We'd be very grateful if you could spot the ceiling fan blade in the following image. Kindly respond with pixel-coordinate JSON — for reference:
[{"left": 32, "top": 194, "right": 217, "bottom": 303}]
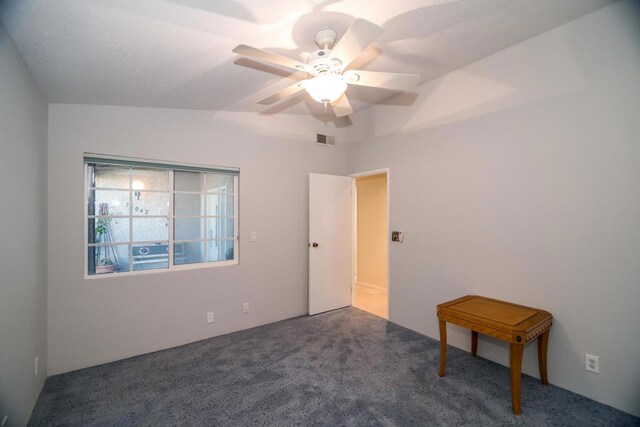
[
  {"left": 344, "top": 70, "right": 419, "bottom": 91},
  {"left": 331, "top": 94, "right": 353, "bottom": 117},
  {"left": 233, "top": 44, "right": 311, "bottom": 74},
  {"left": 257, "top": 81, "right": 305, "bottom": 105},
  {"left": 329, "top": 19, "right": 383, "bottom": 71}
]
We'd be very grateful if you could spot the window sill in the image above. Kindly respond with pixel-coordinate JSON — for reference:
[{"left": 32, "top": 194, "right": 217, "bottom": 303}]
[{"left": 84, "top": 258, "right": 239, "bottom": 280}]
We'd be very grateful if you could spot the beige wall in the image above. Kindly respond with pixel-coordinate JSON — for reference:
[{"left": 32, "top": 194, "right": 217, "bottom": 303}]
[
  {"left": 348, "top": 0, "right": 640, "bottom": 417},
  {"left": 356, "top": 174, "right": 388, "bottom": 289}
]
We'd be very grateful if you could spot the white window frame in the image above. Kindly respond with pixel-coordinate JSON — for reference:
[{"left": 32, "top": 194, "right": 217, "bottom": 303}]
[{"left": 83, "top": 156, "right": 239, "bottom": 280}]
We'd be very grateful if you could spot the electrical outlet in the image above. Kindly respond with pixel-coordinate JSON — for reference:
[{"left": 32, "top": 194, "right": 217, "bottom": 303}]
[
  {"left": 206, "top": 312, "right": 214, "bottom": 324},
  {"left": 585, "top": 354, "right": 599, "bottom": 373},
  {"left": 243, "top": 303, "right": 249, "bottom": 313},
  {"left": 35, "top": 356, "right": 39, "bottom": 376},
  {"left": 250, "top": 232, "right": 257, "bottom": 242}
]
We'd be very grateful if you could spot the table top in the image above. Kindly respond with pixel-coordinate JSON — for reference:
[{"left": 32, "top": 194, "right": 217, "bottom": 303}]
[{"left": 437, "top": 295, "right": 552, "bottom": 342}]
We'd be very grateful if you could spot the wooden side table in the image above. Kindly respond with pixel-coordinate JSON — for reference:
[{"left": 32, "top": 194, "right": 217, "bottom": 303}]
[{"left": 437, "top": 295, "right": 552, "bottom": 415}]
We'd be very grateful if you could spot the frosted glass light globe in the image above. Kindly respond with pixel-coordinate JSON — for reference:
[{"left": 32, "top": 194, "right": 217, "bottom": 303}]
[{"left": 302, "top": 73, "right": 347, "bottom": 104}]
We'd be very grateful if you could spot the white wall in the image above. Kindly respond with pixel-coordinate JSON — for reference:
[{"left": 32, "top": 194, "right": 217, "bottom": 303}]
[
  {"left": 0, "top": 23, "right": 48, "bottom": 426},
  {"left": 348, "top": 0, "right": 640, "bottom": 417},
  {"left": 47, "top": 104, "right": 349, "bottom": 375}
]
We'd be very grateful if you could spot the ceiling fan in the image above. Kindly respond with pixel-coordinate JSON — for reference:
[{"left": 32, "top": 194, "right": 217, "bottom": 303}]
[{"left": 232, "top": 19, "right": 420, "bottom": 117}]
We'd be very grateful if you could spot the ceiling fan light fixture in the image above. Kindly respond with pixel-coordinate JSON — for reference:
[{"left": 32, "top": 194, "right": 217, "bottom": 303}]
[
  {"left": 302, "top": 73, "right": 347, "bottom": 104},
  {"left": 233, "top": 18, "right": 418, "bottom": 117}
]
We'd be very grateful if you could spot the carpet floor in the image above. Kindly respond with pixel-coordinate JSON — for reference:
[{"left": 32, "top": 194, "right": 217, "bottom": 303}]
[{"left": 30, "top": 307, "right": 638, "bottom": 426}]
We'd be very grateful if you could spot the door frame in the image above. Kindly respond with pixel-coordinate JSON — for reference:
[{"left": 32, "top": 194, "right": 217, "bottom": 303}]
[{"left": 349, "top": 168, "right": 390, "bottom": 320}]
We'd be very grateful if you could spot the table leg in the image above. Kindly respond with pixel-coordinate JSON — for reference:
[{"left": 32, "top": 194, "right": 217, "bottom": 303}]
[
  {"left": 471, "top": 331, "right": 478, "bottom": 356},
  {"left": 509, "top": 343, "right": 524, "bottom": 415},
  {"left": 438, "top": 319, "right": 447, "bottom": 377},
  {"left": 538, "top": 329, "right": 550, "bottom": 385}
]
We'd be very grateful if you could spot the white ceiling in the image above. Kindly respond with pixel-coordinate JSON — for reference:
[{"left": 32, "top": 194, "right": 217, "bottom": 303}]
[{"left": 0, "top": 0, "right": 617, "bottom": 117}]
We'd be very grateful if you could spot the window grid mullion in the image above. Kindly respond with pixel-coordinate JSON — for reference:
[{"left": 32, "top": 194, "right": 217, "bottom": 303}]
[
  {"left": 92, "top": 187, "right": 170, "bottom": 193},
  {"left": 89, "top": 240, "right": 170, "bottom": 247},
  {"left": 170, "top": 215, "right": 233, "bottom": 219},
  {"left": 168, "top": 170, "right": 175, "bottom": 270},
  {"left": 234, "top": 175, "right": 239, "bottom": 261},
  {"left": 173, "top": 192, "right": 202, "bottom": 196},
  {"left": 84, "top": 164, "right": 89, "bottom": 273},
  {"left": 203, "top": 174, "right": 207, "bottom": 263},
  {"left": 172, "top": 238, "right": 235, "bottom": 243},
  {"left": 128, "top": 168, "right": 133, "bottom": 272},
  {"left": 90, "top": 215, "right": 169, "bottom": 219}
]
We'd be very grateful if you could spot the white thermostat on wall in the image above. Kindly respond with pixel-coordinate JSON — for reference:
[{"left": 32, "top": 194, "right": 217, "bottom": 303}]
[{"left": 391, "top": 231, "right": 403, "bottom": 242}]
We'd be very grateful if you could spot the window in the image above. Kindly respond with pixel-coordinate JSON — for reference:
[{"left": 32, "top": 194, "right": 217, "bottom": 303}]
[{"left": 85, "top": 155, "right": 238, "bottom": 277}]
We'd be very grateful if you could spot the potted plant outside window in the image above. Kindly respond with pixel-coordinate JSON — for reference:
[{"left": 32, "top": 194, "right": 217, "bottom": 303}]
[
  {"left": 95, "top": 217, "right": 118, "bottom": 274},
  {"left": 95, "top": 258, "right": 117, "bottom": 274}
]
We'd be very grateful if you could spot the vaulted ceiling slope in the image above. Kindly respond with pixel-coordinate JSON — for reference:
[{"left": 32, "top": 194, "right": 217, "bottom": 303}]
[{"left": 0, "top": 0, "right": 617, "bottom": 116}]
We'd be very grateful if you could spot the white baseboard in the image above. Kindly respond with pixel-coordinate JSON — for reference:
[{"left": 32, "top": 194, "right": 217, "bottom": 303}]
[{"left": 356, "top": 281, "right": 387, "bottom": 292}]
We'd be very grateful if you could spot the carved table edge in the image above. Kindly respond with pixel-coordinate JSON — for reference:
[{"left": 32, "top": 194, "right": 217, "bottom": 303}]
[
  {"left": 437, "top": 312, "right": 553, "bottom": 344},
  {"left": 525, "top": 320, "right": 553, "bottom": 342}
]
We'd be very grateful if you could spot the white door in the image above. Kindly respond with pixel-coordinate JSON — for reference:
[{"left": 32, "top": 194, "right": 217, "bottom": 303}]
[{"left": 309, "top": 173, "right": 353, "bottom": 315}]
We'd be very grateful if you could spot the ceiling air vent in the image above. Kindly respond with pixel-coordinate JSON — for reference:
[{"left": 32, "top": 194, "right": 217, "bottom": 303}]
[{"left": 316, "top": 134, "right": 336, "bottom": 147}]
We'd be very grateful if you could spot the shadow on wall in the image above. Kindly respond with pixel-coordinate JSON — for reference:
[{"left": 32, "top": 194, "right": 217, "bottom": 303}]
[{"left": 364, "top": 28, "right": 592, "bottom": 139}]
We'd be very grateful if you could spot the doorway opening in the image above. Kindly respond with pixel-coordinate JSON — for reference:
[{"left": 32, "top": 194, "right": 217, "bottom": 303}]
[{"left": 353, "top": 172, "right": 388, "bottom": 319}]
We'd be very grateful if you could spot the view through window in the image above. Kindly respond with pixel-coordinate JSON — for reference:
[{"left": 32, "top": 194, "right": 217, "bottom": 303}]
[{"left": 85, "top": 157, "right": 238, "bottom": 276}]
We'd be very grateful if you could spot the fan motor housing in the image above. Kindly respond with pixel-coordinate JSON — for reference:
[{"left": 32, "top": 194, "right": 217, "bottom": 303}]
[{"left": 307, "top": 49, "right": 341, "bottom": 74}]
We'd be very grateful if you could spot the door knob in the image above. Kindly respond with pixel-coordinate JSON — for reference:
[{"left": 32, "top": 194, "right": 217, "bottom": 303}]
[{"left": 312, "top": 242, "right": 319, "bottom": 248}]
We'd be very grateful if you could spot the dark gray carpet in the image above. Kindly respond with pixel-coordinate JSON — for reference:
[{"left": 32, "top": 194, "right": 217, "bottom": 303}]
[{"left": 30, "top": 307, "right": 638, "bottom": 426}]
